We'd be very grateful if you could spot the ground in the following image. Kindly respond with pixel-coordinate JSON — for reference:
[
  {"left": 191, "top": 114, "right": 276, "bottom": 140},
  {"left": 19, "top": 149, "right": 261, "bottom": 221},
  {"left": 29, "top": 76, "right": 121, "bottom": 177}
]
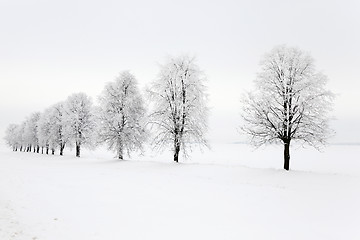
[{"left": 0, "top": 144, "right": 359, "bottom": 240}]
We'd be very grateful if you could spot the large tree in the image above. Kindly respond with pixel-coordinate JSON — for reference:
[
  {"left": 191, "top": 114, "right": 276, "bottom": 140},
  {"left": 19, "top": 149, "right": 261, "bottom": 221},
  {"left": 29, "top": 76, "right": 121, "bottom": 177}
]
[
  {"left": 241, "top": 45, "right": 334, "bottom": 170},
  {"left": 148, "top": 55, "right": 208, "bottom": 162},
  {"left": 97, "top": 71, "right": 147, "bottom": 160},
  {"left": 64, "top": 93, "right": 96, "bottom": 157}
]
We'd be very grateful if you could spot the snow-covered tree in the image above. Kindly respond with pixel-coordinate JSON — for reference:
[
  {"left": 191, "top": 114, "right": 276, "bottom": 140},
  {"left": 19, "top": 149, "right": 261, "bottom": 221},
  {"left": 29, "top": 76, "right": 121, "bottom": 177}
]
[
  {"left": 97, "top": 71, "right": 147, "bottom": 159},
  {"left": 38, "top": 103, "right": 68, "bottom": 155},
  {"left": 38, "top": 110, "right": 51, "bottom": 154},
  {"left": 148, "top": 55, "right": 209, "bottom": 162},
  {"left": 22, "top": 120, "right": 30, "bottom": 152},
  {"left": 51, "top": 102, "right": 68, "bottom": 155},
  {"left": 4, "top": 124, "right": 19, "bottom": 151},
  {"left": 38, "top": 107, "right": 58, "bottom": 154},
  {"left": 240, "top": 45, "right": 334, "bottom": 170},
  {"left": 64, "top": 93, "right": 96, "bottom": 157},
  {"left": 17, "top": 121, "right": 26, "bottom": 152},
  {"left": 23, "top": 112, "right": 41, "bottom": 153}
]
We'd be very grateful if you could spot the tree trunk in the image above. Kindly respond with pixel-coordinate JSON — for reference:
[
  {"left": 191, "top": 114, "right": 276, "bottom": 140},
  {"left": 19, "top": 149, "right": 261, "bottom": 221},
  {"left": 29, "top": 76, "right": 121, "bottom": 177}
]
[
  {"left": 173, "top": 139, "right": 180, "bottom": 163},
  {"left": 60, "top": 143, "right": 65, "bottom": 156},
  {"left": 51, "top": 148, "right": 55, "bottom": 155},
  {"left": 46, "top": 145, "right": 49, "bottom": 154},
  {"left": 283, "top": 139, "right": 291, "bottom": 171},
  {"left": 118, "top": 145, "right": 123, "bottom": 160},
  {"left": 33, "top": 147, "right": 36, "bottom": 153},
  {"left": 76, "top": 142, "right": 81, "bottom": 157},
  {"left": 36, "top": 145, "right": 40, "bottom": 153},
  {"left": 20, "top": 146, "right": 23, "bottom": 152},
  {"left": 41, "top": 147, "right": 44, "bottom": 154}
]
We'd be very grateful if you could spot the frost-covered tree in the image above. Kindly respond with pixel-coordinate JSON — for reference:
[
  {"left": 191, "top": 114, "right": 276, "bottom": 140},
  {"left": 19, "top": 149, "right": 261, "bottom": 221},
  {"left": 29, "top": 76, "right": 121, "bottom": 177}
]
[
  {"left": 97, "top": 71, "right": 147, "bottom": 159},
  {"left": 240, "top": 45, "right": 334, "bottom": 170},
  {"left": 22, "top": 120, "right": 30, "bottom": 152},
  {"left": 148, "top": 56, "right": 208, "bottom": 162},
  {"left": 38, "top": 107, "right": 59, "bottom": 154},
  {"left": 38, "top": 110, "right": 52, "bottom": 154},
  {"left": 23, "top": 112, "right": 41, "bottom": 153},
  {"left": 4, "top": 124, "right": 19, "bottom": 151},
  {"left": 51, "top": 102, "right": 67, "bottom": 155},
  {"left": 17, "top": 121, "right": 26, "bottom": 152},
  {"left": 64, "top": 93, "right": 96, "bottom": 157}
]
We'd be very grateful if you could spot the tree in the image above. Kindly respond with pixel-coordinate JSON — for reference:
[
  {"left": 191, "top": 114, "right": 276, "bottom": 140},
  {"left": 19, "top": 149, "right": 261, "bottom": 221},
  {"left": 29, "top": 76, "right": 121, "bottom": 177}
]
[
  {"left": 38, "top": 109, "right": 51, "bottom": 154},
  {"left": 17, "top": 121, "right": 26, "bottom": 152},
  {"left": 4, "top": 124, "right": 19, "bottom": 151},
  {"left": 51, "top": 102, "right": 67, "bottom": 155},
  {"left": 64, "top": 93, "right": 96, "bottom": 157},
  {"left": 38, "top": 107, "right": 58, "bottom": 154},
  {"left": 23, "top": 112, "right": 41, "bottom": 153},
  {"left": 148, "top": 55, "right": 208, "bottom": 162},
  {"left": 240, "top": 45, "right": 334, "bottom": 170},
  {"left": 97, "top": 71, "right": 147, "bottom": 159}
]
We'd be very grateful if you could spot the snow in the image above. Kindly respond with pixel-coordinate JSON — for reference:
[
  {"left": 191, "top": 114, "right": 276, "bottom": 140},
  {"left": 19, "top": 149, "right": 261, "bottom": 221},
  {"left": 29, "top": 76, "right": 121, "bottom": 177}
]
[{"left": 1, "top": 143, "right": 360, "bottom": 240}]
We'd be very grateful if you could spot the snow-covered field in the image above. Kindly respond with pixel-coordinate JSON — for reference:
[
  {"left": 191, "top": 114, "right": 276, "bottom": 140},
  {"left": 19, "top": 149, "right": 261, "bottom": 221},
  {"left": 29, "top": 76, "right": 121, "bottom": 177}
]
[{"left": 1, "top": 143, "right": 360, "bottom": 240}]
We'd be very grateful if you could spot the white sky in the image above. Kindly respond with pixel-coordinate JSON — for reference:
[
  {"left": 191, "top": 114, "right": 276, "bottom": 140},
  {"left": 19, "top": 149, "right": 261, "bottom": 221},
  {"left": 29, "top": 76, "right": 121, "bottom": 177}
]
[{"left": 1, "top": 0, "right": 360, "bottom": 144}]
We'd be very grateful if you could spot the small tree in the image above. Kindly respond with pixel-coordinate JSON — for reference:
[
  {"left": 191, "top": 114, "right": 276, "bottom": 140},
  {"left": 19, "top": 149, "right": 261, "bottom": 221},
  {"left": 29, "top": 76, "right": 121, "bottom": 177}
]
[
  {"left": 240, "top": 45, "right": 334, "bottom": 170},
  {"left": 38, "top": 107, "right": 59, "bottom": 154},
  {"left": 4, "top": 124, "right": 19, "bottom": 151},
  {"left": 17, "top": 122, "right": 26, "bottom": 152},
  {"left": 23, "top": 112, "right": 41, "bottom": 153},
  {"left": 148, "top": 55, "right": 209, "bottom": 162},
  {"left": 38, "top": 110, "right": 49, "bottom": 154},
  {"left": 97, "top": 71, "right": 147, "bottom": 159},
  {"left": 51, "top": 102, "right": 67, "bottom": 155},
  {"left": 64, "top": 93, "right": 96, "bottom": 157}
]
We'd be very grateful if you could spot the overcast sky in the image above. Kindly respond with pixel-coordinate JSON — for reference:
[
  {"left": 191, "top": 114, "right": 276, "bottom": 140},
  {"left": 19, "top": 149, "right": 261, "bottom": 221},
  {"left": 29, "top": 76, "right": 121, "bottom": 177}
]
[{"left": 1, "top": 0, "right": 360, "bottom": 144}]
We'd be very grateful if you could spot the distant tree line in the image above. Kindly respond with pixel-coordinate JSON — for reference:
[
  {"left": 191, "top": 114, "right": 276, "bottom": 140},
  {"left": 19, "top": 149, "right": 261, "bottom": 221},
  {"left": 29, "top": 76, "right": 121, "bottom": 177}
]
[
  {"left": 4, "top": 56, "right": 209, "bottom": 162},
  {"left": 4, "top": 46, "right": 335, "bottom": 170}
]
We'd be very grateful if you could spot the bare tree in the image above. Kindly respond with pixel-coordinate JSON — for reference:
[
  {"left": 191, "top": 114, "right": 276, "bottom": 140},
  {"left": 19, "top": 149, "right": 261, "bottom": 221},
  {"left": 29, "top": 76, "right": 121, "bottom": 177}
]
[
  {"left": 97, "top": 71, "right": 147, "bottom": 159},
  {"left": 241, "top": 45, "right": 334, "bottom": 170},
  {"left": 148, "top": 55, "right": 208, "bottom": 162}
]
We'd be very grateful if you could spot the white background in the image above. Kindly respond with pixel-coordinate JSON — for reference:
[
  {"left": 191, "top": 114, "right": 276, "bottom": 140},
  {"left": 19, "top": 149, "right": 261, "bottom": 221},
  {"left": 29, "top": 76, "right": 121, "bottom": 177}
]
[{"left": 1, "top": 0, "right": 359, "bottom": 144}]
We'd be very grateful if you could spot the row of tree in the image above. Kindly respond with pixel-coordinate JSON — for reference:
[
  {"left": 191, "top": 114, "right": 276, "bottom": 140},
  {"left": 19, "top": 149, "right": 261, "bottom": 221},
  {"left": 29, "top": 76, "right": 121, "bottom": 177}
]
[
  {"left": 5, "top": 46, "right": 334, "bottom": 170},
  {"left": 4, "top": 56, "right": 209, "bottom": 162}
]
